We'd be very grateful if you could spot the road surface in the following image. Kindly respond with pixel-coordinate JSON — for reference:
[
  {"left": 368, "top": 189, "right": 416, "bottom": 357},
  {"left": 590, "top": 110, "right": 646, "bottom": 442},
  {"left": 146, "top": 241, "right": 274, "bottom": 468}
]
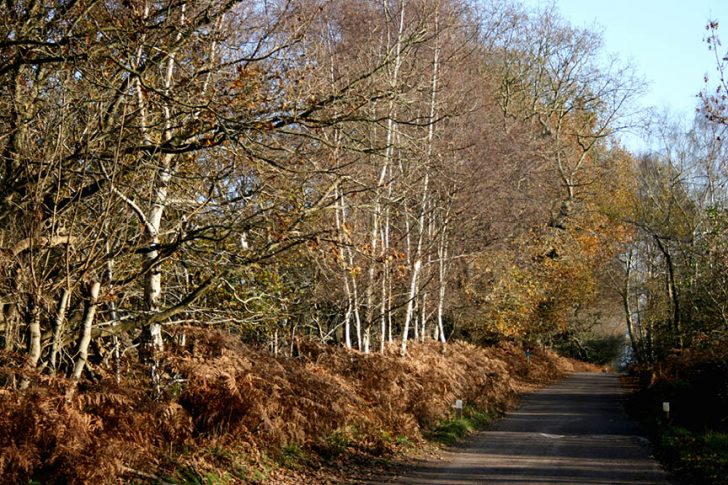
[{"left": 379, "top": 373, "right": 671, "bottom": 484}]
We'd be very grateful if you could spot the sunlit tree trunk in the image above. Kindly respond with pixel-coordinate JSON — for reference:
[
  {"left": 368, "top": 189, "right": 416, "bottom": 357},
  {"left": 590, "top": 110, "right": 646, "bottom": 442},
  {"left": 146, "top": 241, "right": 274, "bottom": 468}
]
[
  {"left": 72, "top": 281, "right": 101, "bottom": 380},
  {"left": 334, "top": 186, "right": 354, "bottom": 349},
  {"left": 365, "top": 0, "right": 407, "bottom": 353},
  {"left": 401, "top": 1, "right": 439, "bottom": 355},
  {"left": 50, "top": 288, "right": 70, "bottom": 373},
  {"left": 400, "top": 259, "right": 422, "bottom": 355},
  {"left": 622, "top": 248, "right": 641, "bottom": 362},
  {"left": 436, "top": 210, "right": 450, "bottom": 345},
  {"left": 141, "top": 4, "right": 186, "bottom": 355}
]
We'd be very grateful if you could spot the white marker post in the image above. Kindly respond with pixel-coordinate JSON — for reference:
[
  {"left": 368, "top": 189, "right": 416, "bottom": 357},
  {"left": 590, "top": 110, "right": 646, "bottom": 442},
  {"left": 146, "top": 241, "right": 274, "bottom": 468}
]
[
  {"left": 662, "top": 401, "right": 670, "bottom": 421},
  {"left": 454, "top": 399, "right": 463, "bottom": 418}
]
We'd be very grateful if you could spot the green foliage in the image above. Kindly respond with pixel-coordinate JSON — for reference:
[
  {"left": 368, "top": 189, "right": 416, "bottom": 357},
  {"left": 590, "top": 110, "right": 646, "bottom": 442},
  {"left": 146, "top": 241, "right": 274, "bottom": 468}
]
[
  {"left": 323, "top": 429, "right": 351, "bottom": 456},
  {"left": 431, "top": 416, "right": 474, "bottom": 446},
  {"left": 172, "top": 466, "right": 231, "bottom": 485},
  {"left": 395, "top": 435, "right": 413, "bottom": 447},
  {"left": 555, "top": 334, "right": 626, "bottom": 366},
  {"left": 660, "top": 427, "right": 728, "bottom": 485},
  {"left": 227, "top": 455, "right": 271, "bottom": 484},
  {"left": 627, "top": 355, "right": 728, "bottom": 485},
  {"left": 430, "top": 406, "right": 494, "bottom": 446},
  {"left": 278, "top": 442, "right": 308, "bottom": 469},
  {"left": 317, "top": 426, "right": 364, "bottom": 459}
]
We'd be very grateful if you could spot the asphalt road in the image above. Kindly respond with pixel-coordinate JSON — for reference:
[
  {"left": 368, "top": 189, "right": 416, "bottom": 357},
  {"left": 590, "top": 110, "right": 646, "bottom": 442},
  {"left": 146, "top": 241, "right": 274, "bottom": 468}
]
[{"left": 381, "top": 373, "right": 671, "bottom": 485}]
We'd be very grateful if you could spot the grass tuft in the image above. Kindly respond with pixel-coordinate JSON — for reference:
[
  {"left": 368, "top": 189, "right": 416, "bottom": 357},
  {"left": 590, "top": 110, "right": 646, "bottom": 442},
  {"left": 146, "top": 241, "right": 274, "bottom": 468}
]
[
  {"left": 430, "top": 406, "right": 495, "bottom": 446},
  {"left": 659, "top": 427, "right": 728, "bottom": 485},
  {"left": 278, "top": 442, "right": 308, "bottom": 469}
]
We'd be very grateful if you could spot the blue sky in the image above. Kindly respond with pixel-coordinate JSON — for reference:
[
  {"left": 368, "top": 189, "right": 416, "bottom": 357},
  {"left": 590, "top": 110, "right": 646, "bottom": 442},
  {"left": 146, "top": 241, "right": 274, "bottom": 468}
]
[{"left": 520, "top": 0, "right": 728, "bottom": 148}]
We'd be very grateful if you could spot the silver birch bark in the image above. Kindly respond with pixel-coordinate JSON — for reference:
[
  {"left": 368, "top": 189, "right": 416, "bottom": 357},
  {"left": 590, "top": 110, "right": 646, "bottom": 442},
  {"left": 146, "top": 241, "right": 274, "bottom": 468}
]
[
  {"left": 400, "top": 259, "right": 421, "bottom": 355},
  {"left": 436, "top": 209, "right": 450, "bottom": 344},
  {"left": 379, "top": 215, "right": 390, "bottom": 353},
  {"left": 413, "top": 294, "right": 419, "bottom": 341},
  {"left": 143, "top": 5, "right": 186, "bottom": 352},
  {"left": 387, "top": 272, "right": 394, "bottom": 343},
  {"left": 72, "top": 281, "right": 101, "bottom": 380},
  {"left": 50, "top": 288, "right": 70, "bottom": 372},
  {"left": 364, "top": 0, "right": 407, "bottom": 352},
  {"left": 342, "top": 189, "right": 363, "bottom": 349},
  {"left": 27, "top": 305, "right": 41, "bottom": 369},
  {"left": 334, "top": 185, "right": 353, "bottom": 349},
  {"left": 401, "top": 181, "right": 427, "bottom": 352},
  {"left": 106, "top": 242, "right": 122, "bottom": 383},
  {"left": 622, "top": 248, "right": 641, "bottom": 361},
  {"left": 420, "top": 290, "right": 428, "bottom": 341},
  {"left": 134, "top": 1, "right": 151, "bottom": 146},
  {"left": 401, "top": 2, "right": 440, "bottom": 355}
]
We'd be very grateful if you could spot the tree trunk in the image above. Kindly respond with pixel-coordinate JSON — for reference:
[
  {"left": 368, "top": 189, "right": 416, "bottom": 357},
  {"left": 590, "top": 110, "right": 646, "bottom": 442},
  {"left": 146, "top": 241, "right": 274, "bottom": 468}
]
[
  {"left": 27, "top": 302, "right": 41, "bottom": 369},
  {"left": 436, "top": 217, "right": 449, "bottom": 345},
  {"left": 72, "top": 281, "right": 101, "bottom": 380},
  {"left": 420, "top": 291, "right": 428, "bottom": 341},
  {"left": 622, "top": 249, "right": 640, "bottom": 363},
  {"left": 334, "top": 186, "right": 354, "bottom": 349},
  {"left": 400, "top": 259, "right": 422, "bottom": 355},
  {"left": 19, "top": 302, "right": 41, "bottom": 389},
  {"left": 50, "top": 288, "right": 70, "bottom": 372},
  {"left": 654, "top": 236, "right": 683, "bottom": 348}
]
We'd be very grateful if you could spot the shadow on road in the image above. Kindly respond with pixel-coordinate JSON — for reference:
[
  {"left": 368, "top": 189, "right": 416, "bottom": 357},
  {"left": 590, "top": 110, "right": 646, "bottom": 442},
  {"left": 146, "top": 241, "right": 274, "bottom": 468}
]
[{"left": 361, "top": 373, "right": 671, "bottom": 485}]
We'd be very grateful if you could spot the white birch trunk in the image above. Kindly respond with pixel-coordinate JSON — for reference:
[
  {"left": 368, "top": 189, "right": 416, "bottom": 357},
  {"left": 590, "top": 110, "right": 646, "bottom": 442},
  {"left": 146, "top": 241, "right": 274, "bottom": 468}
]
[
  {"left": 342, "top": 192, "right": 362, "bottom": 350},
  {"left": 327, "top": 35, "right": 355, "bottom": 350},
  {"left": 351, "top": 276, "right": 363, "bottom": 350},
  {"left": 19, "top": 304, "right": 41, "bottom": 389},
  {"left": 144, "top": 153, "right": 172, "bottom": 351},
  {"left": 403, "top": 3, "right": 442, "bottom": 351},
  {"left": 105, "top": 244, "right": 122, "bottom": 383},
  {"left": 334, "top": 186, "right": 353, "bottom": 349},
  {"left": 72, "top": 281, "right": 101, "bottom": 380},
  {"left": 364, "top": 0, "right": 407, "bottom": 352},
  {"left": 379, "top": 216, "right": 389, "bottom": 353},
  {"left": 143, "top": 5, "right": 186, "bottom": 352},
  {"left": 436, "top": 225, "right": 449, "bottom": 344},
  {"left": 420, "top": 291, "right": 428, "bottom": 342},
  {"left": 363, "top": 328, "right": 371, "bottom": 354},
  {"left": 400, "top": 259, "right": 421, "bottom": 355},
  {"left": 341, "top": 189, "right": 363, "bottom": 349},
  {"left": 27, "top": 304, "right": 41, "bottom": 369},
  {"left": 387, "top": 275, "right": 394, "bottom": 343},
  {"left": 402, "top": 169, "right": 429, "bottom": 352},
  {"left": 134, "top": 1, "right": 151, "bottom": 145},
  {"left": 413, "top": 294, "right": 419, "bottom": 341},
  {"left": 50, "top": 287, "right": 70, "bottom": 372}
]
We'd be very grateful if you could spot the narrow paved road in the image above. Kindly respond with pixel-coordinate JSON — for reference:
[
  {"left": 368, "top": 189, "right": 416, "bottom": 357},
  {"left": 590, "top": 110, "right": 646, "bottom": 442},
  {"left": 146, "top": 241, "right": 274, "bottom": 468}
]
[{"left": 381, "top": 373, "right": 671, "bottom": 485}]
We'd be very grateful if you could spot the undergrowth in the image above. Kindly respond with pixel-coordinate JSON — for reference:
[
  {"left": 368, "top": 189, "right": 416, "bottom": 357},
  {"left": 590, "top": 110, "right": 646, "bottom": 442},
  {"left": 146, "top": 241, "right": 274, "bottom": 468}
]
[
  {"left": 625, "top": 338, "right": 728, "bottom": 485},
  {"left": 430, "top": 406, "right": 495, "bottom": 446},
  {"left": 660, "top": 427, "right": 728, "bottom": 485},
  {"left": 0, "top": 330, "right": 572, "bottom": 483}
]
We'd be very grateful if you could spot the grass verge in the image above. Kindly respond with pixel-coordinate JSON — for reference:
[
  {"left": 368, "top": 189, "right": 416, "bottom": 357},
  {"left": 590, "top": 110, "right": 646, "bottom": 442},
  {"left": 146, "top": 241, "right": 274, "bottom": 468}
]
[
  {"left": 429, "top": 406, "right": 495, "bottom": 446},
  {"left": 658, "top": 426, "right": 728, "bottom": 485},
  {"left": 624, "top": 375, "right": 728, "bottom": 485}
]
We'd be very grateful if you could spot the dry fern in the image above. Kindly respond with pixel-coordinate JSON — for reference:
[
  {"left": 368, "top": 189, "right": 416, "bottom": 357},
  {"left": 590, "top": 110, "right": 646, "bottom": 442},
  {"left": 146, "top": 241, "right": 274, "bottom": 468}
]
[{"left": 0, "top": 330, "right": 572, "bottom": 482}]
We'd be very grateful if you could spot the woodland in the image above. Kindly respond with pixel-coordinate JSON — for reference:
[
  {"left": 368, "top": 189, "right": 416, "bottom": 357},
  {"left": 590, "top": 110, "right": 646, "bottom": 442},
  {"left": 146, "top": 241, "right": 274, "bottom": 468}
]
[{"left": 1, "top": 0, "right": 727, "bottom": 482}]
